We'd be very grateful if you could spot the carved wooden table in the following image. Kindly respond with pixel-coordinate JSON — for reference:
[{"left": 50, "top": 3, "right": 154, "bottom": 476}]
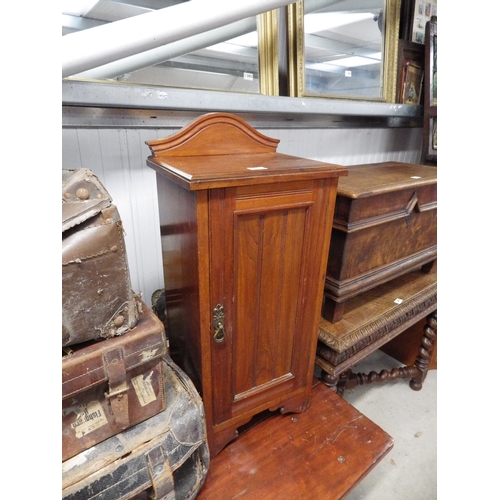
[
  {"left": 316, "top": 269, "right": 437, "bottom": 395},
  {"left": 196, "top": 379, "right": 394, "bottom": 500}
]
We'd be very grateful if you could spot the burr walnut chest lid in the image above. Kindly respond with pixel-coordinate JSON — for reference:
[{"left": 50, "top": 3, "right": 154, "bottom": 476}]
[
  {"left": 337, "top": 161, "right": 436, "bottom": 199},
  {"left": 333, "top": 161, "right": 437, "bottom": 230},
  {"left": 146, "top": 113, "right": 347, "bottom": 190}
]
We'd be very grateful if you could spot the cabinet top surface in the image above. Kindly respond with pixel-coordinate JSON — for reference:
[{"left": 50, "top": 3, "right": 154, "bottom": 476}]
[
  {"left": 145, "top": 112, "right": 346, "bottom": 190},
  {"left": 147, "top": 152, "right": 347, "bottom": 190},
  {"left": 338, "top": 162, "right": 437, "bottom": 198}
]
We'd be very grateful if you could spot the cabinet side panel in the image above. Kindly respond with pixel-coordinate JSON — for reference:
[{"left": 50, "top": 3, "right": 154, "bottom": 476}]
[
  {"left": 156, "top": 174, "right": 202, "bottom": 392},
  {"left": 294, "top": 178, "right": 340, "bottom": 388}
]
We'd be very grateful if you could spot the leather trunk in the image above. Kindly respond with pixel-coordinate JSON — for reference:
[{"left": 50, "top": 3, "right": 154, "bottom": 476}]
[
  {"left": 62, "top": 168, "right": 139, "bottom": 347},
  {"left": 323, "top": 161, "right": 437, "bottom": 322},
  {"left": 62, "top": 301, "right": 168, "bottom": 462},
  {"left": 62, "top": 356, "right": 210, "bottom": 500}
]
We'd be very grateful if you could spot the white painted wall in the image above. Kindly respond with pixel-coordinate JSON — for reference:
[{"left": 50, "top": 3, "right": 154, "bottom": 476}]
[{"left": 62, "top": 124, "right": 422, "bottom": 307}]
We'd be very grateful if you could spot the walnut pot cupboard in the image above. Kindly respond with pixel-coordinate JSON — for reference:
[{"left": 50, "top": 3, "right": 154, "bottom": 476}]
[{"left": 146, "top": 113, "right": 347, "bottom": 457}]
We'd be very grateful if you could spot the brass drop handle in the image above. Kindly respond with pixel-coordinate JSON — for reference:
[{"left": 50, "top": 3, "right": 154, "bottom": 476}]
[{"left": 213, "top": 304, "right": 225, "bottom": 343}]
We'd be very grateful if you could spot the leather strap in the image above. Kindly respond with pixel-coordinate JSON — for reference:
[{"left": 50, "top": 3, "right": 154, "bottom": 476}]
[
  {"left": 103, "top": 347, "right": 129, "bottom": 429},
  {"left": 146, "top": 445, "right": 175, "bottom": 500}
]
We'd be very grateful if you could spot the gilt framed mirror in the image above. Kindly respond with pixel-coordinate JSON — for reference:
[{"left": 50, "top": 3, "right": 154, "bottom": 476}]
[
  {"left": 62, "top": 0, "right": 279, "bottom": 96},
  {"left": 289, "top": 0, "right": 401, "bottom": 102}
]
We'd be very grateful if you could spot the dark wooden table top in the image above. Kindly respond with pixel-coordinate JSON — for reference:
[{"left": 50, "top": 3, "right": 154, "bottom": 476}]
[{"left": 197, "top": 380, "right": 394, "bottom": 500}]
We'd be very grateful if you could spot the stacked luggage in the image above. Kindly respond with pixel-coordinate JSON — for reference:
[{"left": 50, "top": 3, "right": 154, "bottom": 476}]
[{"left": 62, "top": 169, "right": 209, "bottom": 499}]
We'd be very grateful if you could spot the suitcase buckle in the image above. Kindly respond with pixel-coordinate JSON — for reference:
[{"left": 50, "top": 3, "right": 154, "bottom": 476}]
[{"left": 104, "top": 385, "right": 129, "bottom": 399}]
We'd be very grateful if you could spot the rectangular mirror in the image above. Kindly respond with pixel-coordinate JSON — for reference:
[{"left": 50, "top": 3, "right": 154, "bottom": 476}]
[{"left": 289, "top": 0, "right": 400, "bottom": 102}]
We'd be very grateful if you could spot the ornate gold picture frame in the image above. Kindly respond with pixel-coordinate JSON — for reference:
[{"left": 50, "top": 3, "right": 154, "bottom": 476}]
[{"left": 289, "top": 0, "right": 401, "bottom": 103}]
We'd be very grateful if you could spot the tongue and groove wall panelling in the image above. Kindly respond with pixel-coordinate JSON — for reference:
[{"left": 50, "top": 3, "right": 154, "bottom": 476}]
[{"left": 262, "top": 127, "right": 423, "bottom": 166}]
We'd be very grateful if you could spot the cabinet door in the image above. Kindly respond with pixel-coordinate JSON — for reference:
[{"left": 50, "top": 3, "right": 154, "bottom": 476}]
[{"left": 208, "top": 179, "right": 335, "bottom": 427}]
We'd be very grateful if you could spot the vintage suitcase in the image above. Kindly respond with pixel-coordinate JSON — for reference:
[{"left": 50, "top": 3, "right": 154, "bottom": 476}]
[
  {"left": 62, "top": 300, "right": 168, "bottom": 462},
  {"left": 62, "top": 356, "right": 210, "bottom": 500},
  {"left": 62, "top": 168, "right": 140, "bottom": 347},
  {"left": 323, "top": 161, "right": 437, "bottom": 323}
]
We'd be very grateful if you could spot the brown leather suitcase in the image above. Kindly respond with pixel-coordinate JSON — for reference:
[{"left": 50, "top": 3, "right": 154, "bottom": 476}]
[
  {"left": 62, "top": 300, "right": 168, "bottom": 462},
  {"left": 62, "top": 356, "right": 210, "bottom": 500},
  {"left": 62, "top": 168, "right": 140, "bottom": 346}
]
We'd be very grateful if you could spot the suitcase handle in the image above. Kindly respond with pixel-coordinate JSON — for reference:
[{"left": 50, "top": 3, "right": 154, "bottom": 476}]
[{"left": 146, "top": 445, "right": 175, "bottom": 500}]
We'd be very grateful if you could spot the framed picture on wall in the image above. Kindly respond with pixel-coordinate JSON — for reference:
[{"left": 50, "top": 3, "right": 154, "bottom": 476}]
[
  {"left": 401, "top": 61, "right": 423, "bottom": 104},
  {"left": 411, "top": 0, "right": 437, "bottom": 44}
]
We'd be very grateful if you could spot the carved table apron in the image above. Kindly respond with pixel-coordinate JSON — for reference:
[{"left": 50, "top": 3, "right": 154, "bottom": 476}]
[{"left": 316, "top": 268, "right": 437, "bottom": 395}]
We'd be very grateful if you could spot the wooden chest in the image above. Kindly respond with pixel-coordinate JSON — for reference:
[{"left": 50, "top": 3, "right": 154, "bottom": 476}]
[{"left": 322, "top": 161, "right": 437, "bottom": 323}]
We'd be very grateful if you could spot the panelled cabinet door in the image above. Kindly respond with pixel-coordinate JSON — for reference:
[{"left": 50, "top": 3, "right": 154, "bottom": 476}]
[
  {"left": 210, "top": 182, "right": 314, "bottom": 423},
  {"left": 146, "top": 113, "right": 347, "bottom": 457}
]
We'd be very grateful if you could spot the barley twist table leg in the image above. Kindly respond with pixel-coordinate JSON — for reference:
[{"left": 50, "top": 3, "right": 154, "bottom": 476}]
[
  {"left": 409, "top": 311, "right": 437, "bottom": 391},
  {"left": 353, "top": 365, "right": 419, "bottom": 387},
  {"left": 320, "top": 369, "right": 352, "bottom": 396},
  {"left": 320, "top": 369, "right": 340, "bottom": 390}
]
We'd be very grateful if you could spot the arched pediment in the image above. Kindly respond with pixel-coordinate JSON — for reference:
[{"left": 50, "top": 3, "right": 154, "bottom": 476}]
[{"left": 147, "top": 113, "right": 280, "bottom": 157}]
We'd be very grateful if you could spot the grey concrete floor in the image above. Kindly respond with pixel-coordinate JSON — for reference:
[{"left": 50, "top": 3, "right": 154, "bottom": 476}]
[{"left": 336, "top": 350, "right": 437, "bottom": 500}]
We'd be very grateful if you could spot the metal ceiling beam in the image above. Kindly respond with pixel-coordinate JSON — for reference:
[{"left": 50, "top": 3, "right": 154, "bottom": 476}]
[
  {"left": 62, "top": 79, "right": 422, "bottom": 121},
  {"left": 62, "top": 0, "right": 295, "bottom": 77}
]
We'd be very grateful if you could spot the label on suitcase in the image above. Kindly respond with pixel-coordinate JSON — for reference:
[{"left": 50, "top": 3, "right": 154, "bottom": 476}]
[
  {"left": 62, "top": 302, "right": 168, "bottom": 462},
  {"left": 62, "top": 168, "right": 140, "bottom": 347},
  {"left": 62, "top": 356, "right": 210, "bottom": 500}
]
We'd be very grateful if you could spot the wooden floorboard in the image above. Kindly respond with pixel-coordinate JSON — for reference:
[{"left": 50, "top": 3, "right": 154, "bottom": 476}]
[{"left": 197, "top": 380, "right": 394, "bottom": 500}]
